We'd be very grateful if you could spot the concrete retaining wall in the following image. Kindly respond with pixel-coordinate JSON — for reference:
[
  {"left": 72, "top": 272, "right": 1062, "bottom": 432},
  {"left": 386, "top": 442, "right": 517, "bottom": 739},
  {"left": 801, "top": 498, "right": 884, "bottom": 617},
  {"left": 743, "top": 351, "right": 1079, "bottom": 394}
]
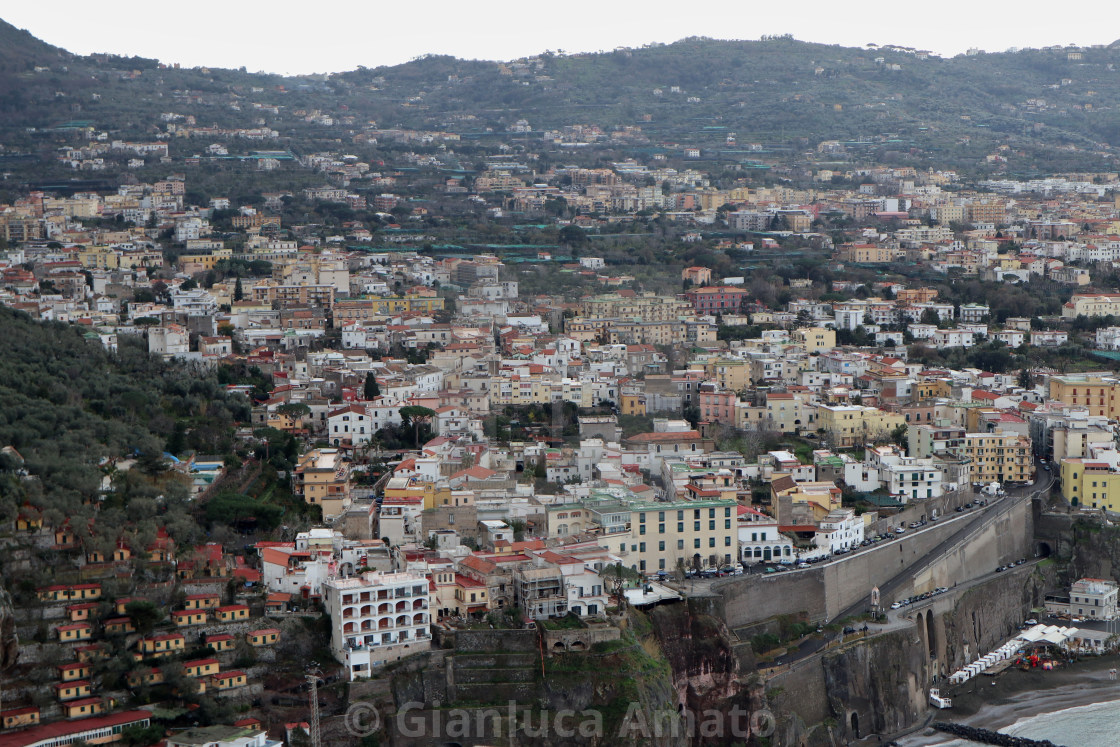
[{"left": 716, "top": 497, "right": 1034, "bottom": 627}]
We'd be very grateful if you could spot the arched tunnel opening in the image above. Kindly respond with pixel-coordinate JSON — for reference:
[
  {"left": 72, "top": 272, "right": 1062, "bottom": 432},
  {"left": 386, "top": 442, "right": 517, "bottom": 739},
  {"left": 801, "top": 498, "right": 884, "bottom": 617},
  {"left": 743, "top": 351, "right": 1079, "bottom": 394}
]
[
  {"left": 850, "top": 712, "right": 860, "bottom": 739},
  {"left": 1036, "top": 541, "right": 1052, "bottom": 559}
]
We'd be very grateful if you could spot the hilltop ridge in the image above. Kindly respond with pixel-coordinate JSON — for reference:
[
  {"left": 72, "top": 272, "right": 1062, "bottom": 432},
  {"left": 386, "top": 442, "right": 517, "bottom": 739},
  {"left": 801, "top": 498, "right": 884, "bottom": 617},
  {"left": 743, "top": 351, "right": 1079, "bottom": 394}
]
[{"left": 1, "top": 21, "right": 1120, "bottom": 172}]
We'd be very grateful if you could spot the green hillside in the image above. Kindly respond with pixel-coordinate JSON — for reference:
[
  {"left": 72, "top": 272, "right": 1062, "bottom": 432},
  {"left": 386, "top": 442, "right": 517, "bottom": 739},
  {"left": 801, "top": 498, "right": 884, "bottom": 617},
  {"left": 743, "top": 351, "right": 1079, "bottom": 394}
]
[{"left": 1, "top": 19, "right": 1120, "bottom": 172}]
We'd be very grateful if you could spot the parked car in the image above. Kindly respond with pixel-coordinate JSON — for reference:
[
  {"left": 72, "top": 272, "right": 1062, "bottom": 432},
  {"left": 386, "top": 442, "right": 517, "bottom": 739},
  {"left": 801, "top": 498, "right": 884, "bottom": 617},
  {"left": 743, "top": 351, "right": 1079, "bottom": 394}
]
[
  {"left": 1025, "top": 618, "right": 1038, "bottom": 626},
  {"left": 891, "top": 602, "right": 901, "bottom": 610}
]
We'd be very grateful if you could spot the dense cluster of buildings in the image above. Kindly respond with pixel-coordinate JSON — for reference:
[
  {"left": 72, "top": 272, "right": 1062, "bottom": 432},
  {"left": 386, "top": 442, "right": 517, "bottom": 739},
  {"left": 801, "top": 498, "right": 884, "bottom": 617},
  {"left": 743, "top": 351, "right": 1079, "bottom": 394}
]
[{"left": 10, "top": 109, "right": 1120, "bottom": 744}]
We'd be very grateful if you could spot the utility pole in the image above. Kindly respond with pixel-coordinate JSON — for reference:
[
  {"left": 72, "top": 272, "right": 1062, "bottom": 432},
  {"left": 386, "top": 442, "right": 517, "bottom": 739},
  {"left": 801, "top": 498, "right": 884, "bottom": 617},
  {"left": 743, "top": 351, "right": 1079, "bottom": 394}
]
[{"left": 306, "top": 674, "right": 321, "bottom": 747}]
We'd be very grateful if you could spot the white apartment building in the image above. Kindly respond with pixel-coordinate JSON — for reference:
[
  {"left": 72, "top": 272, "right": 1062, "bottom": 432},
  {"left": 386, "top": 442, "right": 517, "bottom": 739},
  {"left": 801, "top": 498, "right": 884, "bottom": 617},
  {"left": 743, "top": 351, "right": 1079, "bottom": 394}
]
[
  {"left": 881, "top": 457, "right": 945, "bottom": 501},
  {"left": 814, "top": 508, "right": 864, "bottom": 553},
  {"left": 328, "top": 404, "right": 373, "bottom": 447},
  {"left": 148, "top": 324, "right": 189, "bottom": 357},
  {"left": 1046, "top": 577, "right": 1119, "bottom": 621},
  {"left": 322, "top": 571, "right": 432, "bottom": 680},
  {"left": 737, "top": 507, "right": 794, "bottom": 563},
  {"left": 170, "top": 288, "right": 219, "bottom": 317}
]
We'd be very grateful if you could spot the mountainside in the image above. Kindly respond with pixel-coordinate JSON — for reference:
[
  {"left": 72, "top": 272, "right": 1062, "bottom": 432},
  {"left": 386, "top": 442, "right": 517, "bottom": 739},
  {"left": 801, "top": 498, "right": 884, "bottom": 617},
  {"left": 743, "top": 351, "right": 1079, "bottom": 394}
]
[{"left": 2, "top": 19, "right": 1120, "bottom": 172}]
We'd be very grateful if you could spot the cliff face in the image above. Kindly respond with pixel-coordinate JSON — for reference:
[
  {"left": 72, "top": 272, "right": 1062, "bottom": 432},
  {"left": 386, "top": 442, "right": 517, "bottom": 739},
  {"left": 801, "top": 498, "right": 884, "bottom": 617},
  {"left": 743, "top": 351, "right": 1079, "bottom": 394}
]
[
  {"left": 760, "top": 570, "right": 1042, "bottom": 746},
  {"left": 821, "top": 630, "right": 927, "bottom": 738},
  {"left": 648, "top": 601, "right": 740, "bottom": 713},
  {"left": 0, "top": 587, "right": 17, "bottom": 672},
  {"left": 941, "top": 565, "right": 1053, "bottom": 670},
  {"left": 1067, "top": 520, "right": 1120, "bottom": 583}
]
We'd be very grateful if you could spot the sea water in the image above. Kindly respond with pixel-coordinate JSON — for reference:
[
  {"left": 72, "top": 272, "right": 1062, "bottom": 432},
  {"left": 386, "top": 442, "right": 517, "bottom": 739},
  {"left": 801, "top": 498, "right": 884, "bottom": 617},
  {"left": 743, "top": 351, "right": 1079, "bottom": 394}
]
[
  {"left": 924, "top": 698, "right": 1120, "bottom": 746},
  {"left": 1000, "top": 698, "right": 1120, "bottom": 746}
]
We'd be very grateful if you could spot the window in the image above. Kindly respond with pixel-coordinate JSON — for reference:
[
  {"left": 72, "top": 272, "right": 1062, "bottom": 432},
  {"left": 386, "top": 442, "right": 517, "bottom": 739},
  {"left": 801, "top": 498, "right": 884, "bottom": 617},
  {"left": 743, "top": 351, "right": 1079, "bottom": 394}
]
[
  {"left": 694, "top": 539, "right": 701, "bottom": 549},
  {"left": 678, "top": 522, "right": 684, "bottom": 532},
  {"left": 659, "top": 541, "right": 665, "bottom": 551},
  {"left": 678, "top": 540, "right": 684, "bottom": 550},
  {"left": 694, "top": 521, "right": 700, "bottom": 531},
  {"left": 709, "top": 538, "right": 716, "bottom": 548},
  {"left": 639, "top": 542, "right": 646, "bottom": 553},
  {"left": 659, "top": 523, "right": 665, "bottom": 533}
]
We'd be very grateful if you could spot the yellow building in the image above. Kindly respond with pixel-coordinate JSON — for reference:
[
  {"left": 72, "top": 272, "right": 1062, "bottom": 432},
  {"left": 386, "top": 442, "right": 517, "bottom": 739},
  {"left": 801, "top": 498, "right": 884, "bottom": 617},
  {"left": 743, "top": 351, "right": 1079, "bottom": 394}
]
[
  {"left": 1060, "top": 458, "right": 1120, "bottom": 510},
  {"left": 184, "top": 593, "right": 221, "bottom": 610},
  {"left": 610, "top": 499, "right": 738, "bottom": 574},
  {"left": 771, "top": 476, "right": 842, "bottom": 517},
  {"left": 53, "top": 681, "right": 91, "bottom": 701},
  {"left": 179, "top": 248, "right": 233, "bottom": 273},
  {"left": 1048, "top": 375, "right": 1120, "bottom": 418},
  {"left": 840, "top": 244, "right": 895, "bottom": 263},
  {"left": 581, "top": 293, "right": 693, "bottom": 322},
  {"left": 814, "top": 405, "right": 905, "bottom": 448},
  {"left": 708, "top": 358, "right": 751, "bottom": 392},
  {"left": 138, "top": 633, "right": 186, "bottom": 658},
  {"left": 383, "top": 477, "right": 451, "bottom": 510},
  {"left": 791, "top": 327, "right": 836, "bottom": 353},
  {"left": 183, "top": 658, "right": 221, "bottom": 678},
  {"left": 38, "top": 584, "right": 101, "bottom": 603},
  {"left": 620, "top": 391, "right": 646, "bottom": 417},
  {"left": 293, "top": 448, "right": 353, "bottom": 519},
  {"left": 77, "top": 245, "right": 122, "bottom": 270},
  {"left": 1, "top": 706, "right": 40, "bottom": 730},
  {"left": 214, "top": 605, "right": 250, "bottom": 623},
  {"left": 56, "top": 623, "right": 92, "bottom": 642},
  {"left": 62, "top": 698, "right": 108, "bottom": 719},
  {"left": 1062, "top": 293, "right": 1120, "bottom": 319},
  {"left": 958, "top": 432, "right": 1033, "bottom": 484},
  {"left": 213, "top": 671, "right": 248, "bottom": 691},
  {"left": 247, "top": 628, "right": 281, "bottom": 647},
  {"left": 58, "top": 662, "right": 91, "bottom": 682},
  {"left": 172, "top": 610, "right": 208, "bottom": 627}
]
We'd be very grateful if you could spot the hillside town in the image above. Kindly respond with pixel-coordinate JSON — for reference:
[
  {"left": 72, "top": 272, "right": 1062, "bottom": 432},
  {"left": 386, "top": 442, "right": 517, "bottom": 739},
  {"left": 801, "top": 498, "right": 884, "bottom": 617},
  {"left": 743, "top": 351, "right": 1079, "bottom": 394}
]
[{"left": 9, "top": 26, "right": 1120, "bottom": 747}]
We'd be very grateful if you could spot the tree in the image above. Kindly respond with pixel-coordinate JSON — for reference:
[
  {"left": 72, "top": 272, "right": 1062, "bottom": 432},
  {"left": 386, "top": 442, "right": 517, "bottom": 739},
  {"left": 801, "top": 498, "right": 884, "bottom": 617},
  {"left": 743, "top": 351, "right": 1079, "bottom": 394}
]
[
  {"left": 276, "top": 402, "right": 311, "bottom": 420},
  {"left": 124, "top": 600, "right": 164, "bottom": 635},
  {"left": 1018, "top": 368, "right": 1034, "bottom": 390},
  {"left": 233, "top": 277, "right": 243, "bottom": 302},
  {"left": 600, "top": 562, "right": 638, "bottom": 606},
  {"left": 890, "top": 423, "right": 908, "bottom": 448},
  {"left": 398, "top": 405, "right": 436, "bottom": 448},
  {"left": 364, "top": 372, "right": 380, "bottom": 400},
  {"left": 919, "top": 308, "right": 941, "bottom": 326},
  {"left": 558, "top": 224, "right": 585, "bottom": 246}
]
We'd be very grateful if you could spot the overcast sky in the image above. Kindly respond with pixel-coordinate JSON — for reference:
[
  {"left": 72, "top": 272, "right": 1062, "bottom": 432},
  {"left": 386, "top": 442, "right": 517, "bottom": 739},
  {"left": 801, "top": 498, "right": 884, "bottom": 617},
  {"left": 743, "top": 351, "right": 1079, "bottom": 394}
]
[{"left": 6, "top": 2, "right": 1120, "bottom": 76}]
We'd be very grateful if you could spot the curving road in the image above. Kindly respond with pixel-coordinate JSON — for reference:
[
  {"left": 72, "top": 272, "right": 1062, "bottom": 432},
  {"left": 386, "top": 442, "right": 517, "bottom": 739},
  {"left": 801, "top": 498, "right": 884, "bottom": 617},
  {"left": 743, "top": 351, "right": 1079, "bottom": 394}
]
[{"left": 835, "top": 467, "right": 1055, "bottom": 622}]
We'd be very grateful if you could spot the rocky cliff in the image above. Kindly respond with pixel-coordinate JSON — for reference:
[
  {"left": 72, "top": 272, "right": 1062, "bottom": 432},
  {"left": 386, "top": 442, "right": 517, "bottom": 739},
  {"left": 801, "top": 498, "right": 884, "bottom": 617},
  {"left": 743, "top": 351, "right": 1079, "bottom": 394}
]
[
  {"left": 0, "top": 586, "right": 17, "bottom": 673},
  {"left": 760, "top": 568, "right": 1044, "bottom": 746}
]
